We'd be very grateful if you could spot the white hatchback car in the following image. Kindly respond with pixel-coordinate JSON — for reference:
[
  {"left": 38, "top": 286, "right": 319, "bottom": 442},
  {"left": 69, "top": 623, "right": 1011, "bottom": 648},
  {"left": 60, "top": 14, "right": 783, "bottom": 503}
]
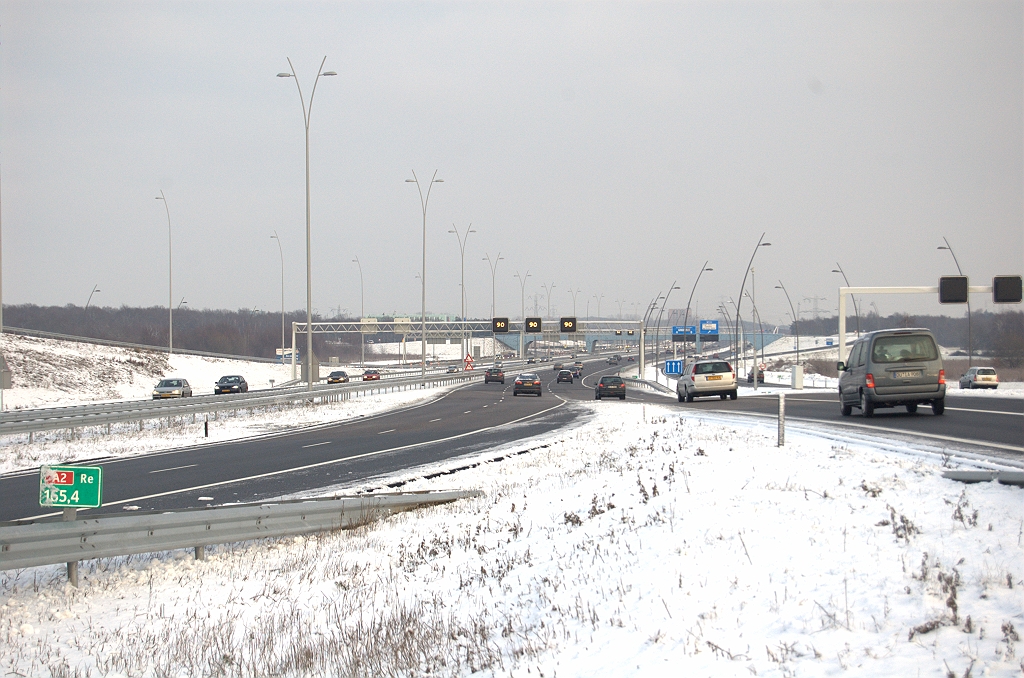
[
  {"left": 959, "top": 366, "right": 999, "bottom": 389},
  {"left": 677, "top": 359, "right": 737, "bottom": 402}
]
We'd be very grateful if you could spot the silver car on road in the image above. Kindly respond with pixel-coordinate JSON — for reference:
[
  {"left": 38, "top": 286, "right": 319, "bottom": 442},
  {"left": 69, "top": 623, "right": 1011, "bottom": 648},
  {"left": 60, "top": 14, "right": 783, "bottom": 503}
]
[{"left": 152, "top": 378, "right": 193, "bottom": 399}]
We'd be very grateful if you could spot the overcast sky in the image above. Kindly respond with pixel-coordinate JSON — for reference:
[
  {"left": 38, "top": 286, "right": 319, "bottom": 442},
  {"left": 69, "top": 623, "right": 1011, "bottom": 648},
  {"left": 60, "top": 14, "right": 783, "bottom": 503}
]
[{"left": 2, "top": 1, "right": 1021, "bottom": 326}]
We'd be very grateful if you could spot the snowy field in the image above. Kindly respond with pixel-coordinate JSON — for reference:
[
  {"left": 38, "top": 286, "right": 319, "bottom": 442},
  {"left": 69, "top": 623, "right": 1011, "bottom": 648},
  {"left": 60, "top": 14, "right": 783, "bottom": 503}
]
[{"left": 2, "top": 403, "right": 1022, "bottom": 677}]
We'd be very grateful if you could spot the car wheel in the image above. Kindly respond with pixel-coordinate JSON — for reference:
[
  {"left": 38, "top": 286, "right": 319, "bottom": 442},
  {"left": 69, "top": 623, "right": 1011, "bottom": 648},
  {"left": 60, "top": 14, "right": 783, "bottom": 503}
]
[
  {"left": 595, "top": 393, "right": 601, "bottom": 400},
  {"left": 730, "top": 390, "right": 738, "bottom": 400},
  {"left": 677, "top": 390, "right": 684, "bottom": 402},
  {"left": 860, "top": 391, "right": 874, "bottom": 418},
  {"left": 620, "top": 394, "right": 625, "bottom": 400},
  {"left": 720, "top": 394, "right": 727, "bottom": 400},
  {"left": 932, "top": 398, "right": 945, "bottom": 415},
  {"left": 906, "top": 403, "right": 918, "bottom": 414},
  {"left": 840, "top": 393, "right": 852, "bottom": 416},
  {"left": 513, "top": 391, "right": 519, "bottom": 397},
  {"left": 685, "top": 388, "right": 693, "bottom": 403}
]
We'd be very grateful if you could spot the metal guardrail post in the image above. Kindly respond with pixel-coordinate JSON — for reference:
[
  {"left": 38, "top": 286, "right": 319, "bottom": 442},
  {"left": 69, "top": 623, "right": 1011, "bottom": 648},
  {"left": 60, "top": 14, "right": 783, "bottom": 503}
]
[{"left": 63, "top": 507, "right": 79, "bottom": 587}]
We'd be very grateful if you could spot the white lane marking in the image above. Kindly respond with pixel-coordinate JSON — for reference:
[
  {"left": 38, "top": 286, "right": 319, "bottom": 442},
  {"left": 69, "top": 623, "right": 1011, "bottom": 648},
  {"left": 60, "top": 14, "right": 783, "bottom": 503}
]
[
  {"left": 301, "top": 441, "right": 331, "bottom": 448},
  {"left": 149, "top": 464, "right": 198, "bottom": 474},
  {"left": 378, "top": 429, "right": 396, "bottom": 434},
  {"left": 429, "top": 418, "right": 442, "bottom": 423},
  {"left": 20, "top": 398, "right": 571, "bottom": 520},
  {"left": 698, "top": 409, "right": 1024, "bottom": 454},
  {"left": 464, "top": 411, "right": 472, "bottom": 414},
  {"left": 482, "top": 405, "right": 488, "bottom": 408},
  {"left": 947, "top": 406, "right": 1023, "bottom": 417}
]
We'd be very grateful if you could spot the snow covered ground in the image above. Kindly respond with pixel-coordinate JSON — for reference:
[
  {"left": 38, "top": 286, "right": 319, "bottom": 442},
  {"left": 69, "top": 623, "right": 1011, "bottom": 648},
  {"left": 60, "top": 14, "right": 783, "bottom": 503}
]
[{"left": 2, "top": 403, "right": 1022, "bottom": 677}]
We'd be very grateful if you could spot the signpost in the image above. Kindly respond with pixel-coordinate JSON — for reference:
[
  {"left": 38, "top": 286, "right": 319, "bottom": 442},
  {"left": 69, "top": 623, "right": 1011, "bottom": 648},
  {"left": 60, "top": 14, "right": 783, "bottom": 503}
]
[
  {"left": 40, "top": 465, "right": 102, "bottom": 508},
  {"left": 665, "top": 360, "right": 682, "bottom": 375},
  {"left": 463, "top": 354, "right": 475, "bottom": 370},
  {"left": 40, "top": 464, "right": 102, "bottom": 588}
]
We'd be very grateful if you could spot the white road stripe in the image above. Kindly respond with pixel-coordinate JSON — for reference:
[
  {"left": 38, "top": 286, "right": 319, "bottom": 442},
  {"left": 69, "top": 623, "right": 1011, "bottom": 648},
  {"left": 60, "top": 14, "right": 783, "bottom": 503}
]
[
  {"left": 378, "top": 429, "right": 396, "bottom": 434},
  {"left": 149, "top": 464, "right": 198, "bottom": 474},
  {"left": 429, "top": 418, "right": 442, "bottom": 422},
  {"left": 301, "top": 441, "right": 331, "bottom": 448},
  {"left": 21, "top": 398, "right": 570, "bottom": 520}
]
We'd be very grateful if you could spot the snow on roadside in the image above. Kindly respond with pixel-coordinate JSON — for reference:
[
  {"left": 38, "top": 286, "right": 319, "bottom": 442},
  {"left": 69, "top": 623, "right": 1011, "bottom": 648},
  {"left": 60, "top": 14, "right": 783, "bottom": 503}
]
[{"left": 1, "top": 404, "right": 1021, "bottom": 677}]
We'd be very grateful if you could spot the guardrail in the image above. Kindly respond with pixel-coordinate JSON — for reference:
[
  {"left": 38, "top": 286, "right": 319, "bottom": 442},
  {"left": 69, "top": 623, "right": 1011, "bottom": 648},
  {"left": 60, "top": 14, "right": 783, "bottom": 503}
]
[
  {"left": 0, "top": 371, "right": 487, "bottom": 440},
  {"left": 0, "top": 490, "right": 482, "bottom": 584}
]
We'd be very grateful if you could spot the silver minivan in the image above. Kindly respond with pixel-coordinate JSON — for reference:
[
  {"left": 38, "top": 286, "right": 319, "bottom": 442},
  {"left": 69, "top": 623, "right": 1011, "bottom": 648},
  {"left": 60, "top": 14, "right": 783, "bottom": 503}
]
[{"left": 837, "top": 328, "right": 945, "bottom": 416}]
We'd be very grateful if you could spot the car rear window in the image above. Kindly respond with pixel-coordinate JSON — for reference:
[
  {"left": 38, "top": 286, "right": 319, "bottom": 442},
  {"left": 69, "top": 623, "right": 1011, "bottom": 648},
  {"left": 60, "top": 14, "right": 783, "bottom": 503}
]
[
  {"left": 977, "top": 368, "right": 996, "bottom": 375},
  {"left": 870, "top": 335, "right": 939, "bottom": 363},
  {"left": 695, "top": 362, "right": 731, "bottom": 375},
  {"left": 601, "top": 377, "right": 623, "bottom": 385}
]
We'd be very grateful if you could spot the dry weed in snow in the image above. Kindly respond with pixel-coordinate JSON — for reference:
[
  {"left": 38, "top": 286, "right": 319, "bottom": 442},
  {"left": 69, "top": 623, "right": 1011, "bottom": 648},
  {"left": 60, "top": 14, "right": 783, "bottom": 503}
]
[{"left": 1, "top": 405, "right": 1022, "bottom": 677}]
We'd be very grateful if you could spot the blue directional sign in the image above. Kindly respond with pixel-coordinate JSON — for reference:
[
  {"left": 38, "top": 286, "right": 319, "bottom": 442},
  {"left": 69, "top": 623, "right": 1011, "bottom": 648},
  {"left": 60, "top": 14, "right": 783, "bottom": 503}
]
[
  {"left": 699, "top": 320, "right": 719, "bottom": 335},
  {"left": 672, "top": 326, "right": 697, "bottom": 343},
  {"left": 665, "top": 360, "right": 683, "bottom": 375}
]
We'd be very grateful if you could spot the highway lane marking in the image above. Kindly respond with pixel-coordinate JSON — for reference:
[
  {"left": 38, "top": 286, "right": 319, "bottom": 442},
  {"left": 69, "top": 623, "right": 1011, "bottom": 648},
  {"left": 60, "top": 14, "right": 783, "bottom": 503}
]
[
  {"left": 301, "top": 441, "right": 332, "bottom": 448},
  {"left": 947, "top": 406, "right": 1023, "bottom": 416},
  {"left": 429, "top": 418, "right": 442, "bottom": 422},
  {"left": 751, "top": 396, "right": 1023, "bottom": 416},
  {"left": 18, "top": 397, "right": 571, "bottom": 521},
  {"left": 378, "top": 429, "right": 396, "bottom": 434},
  {"left": 149, "top": 464, "right": 198, "bottom": 474},
  {"left": 695, "top": 408, "right": 1024, "bottom": 453},
  {"left": 464, "top": 411, "right": 472, "bottom": 414}
]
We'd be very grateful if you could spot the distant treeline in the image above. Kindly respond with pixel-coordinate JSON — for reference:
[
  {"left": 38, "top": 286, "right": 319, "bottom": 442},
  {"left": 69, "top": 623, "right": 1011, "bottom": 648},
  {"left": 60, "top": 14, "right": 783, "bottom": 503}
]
[
  {"left": 1, "top": 304, "right": 368, "bottom": 360},
  {"left": 793, "top": 311, "right": 1023, "bottom": 365}
]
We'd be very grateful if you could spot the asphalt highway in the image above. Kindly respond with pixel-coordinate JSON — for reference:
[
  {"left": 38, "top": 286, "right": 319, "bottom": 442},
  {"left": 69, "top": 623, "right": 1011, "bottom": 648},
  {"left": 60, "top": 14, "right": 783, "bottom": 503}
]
[{"left": 1, "top": 355, "right": 1020, "bottom": 523}]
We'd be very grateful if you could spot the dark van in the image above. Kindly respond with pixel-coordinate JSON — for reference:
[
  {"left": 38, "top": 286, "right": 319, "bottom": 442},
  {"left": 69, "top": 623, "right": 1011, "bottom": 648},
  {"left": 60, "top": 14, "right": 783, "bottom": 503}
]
[{"left": 838, "top": 328, "right": 945, "bottom": 417}]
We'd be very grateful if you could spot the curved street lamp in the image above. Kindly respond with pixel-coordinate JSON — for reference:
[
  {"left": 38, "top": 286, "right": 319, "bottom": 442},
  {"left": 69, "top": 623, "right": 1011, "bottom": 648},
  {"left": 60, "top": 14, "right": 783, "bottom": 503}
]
[
  {"left": 938, "top": 237, "right": 972, "bottom": 366},
  {"left": 567, "top": 287, "right": 582, "bottom": 317},
  {"left": 775, "top": 280, "right": 800, "bottom": 363},
  {"left": 831, "top": 263, "right": 861, "bottom": 337},
  {"left": 593, "top": 293, "right": 604, "bottom": 319},
  {"left": 277, "top": 57, "right": 336, "bottom": 389},
  {"left": 85, "top": 285, "right": 101, "bottom": 310},
  {"left": 654, "top": 283, "right": 680, "bottom": 384},
  {"left": 681, "top": 262, "right": 713, "bottom": 363},
  {"left": 483, "top": 252, "right": 503, "bottom": 319},
  {"left": 734, "top": 234, "right": 771, "bottom": 372},
  {"left": 541, "top": 282, "right": 556, "bottom": 320}
]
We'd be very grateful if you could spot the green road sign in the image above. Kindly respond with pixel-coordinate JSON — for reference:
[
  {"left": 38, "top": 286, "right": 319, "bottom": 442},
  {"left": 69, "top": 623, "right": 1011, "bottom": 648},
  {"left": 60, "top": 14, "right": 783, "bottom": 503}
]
[{"left": 39, "top": 465, "right": 103, "bottom": 508}]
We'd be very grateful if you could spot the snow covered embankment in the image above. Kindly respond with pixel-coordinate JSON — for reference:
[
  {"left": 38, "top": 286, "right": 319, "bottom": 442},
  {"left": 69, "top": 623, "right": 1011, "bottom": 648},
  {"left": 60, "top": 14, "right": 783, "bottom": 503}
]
[{"left": 1, "top": 405, "right": 1021, "bottom": 677}]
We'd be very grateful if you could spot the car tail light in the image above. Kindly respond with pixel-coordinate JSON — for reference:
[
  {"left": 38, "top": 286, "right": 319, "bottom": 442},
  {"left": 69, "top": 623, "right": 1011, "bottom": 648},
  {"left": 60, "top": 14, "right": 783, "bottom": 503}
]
[
  {"left": 534, "top": 380, "right": 540, "bottom": 385},
  {"left": 516, "top": 380, "right": 522, "bottom": 385},
  {"left": 865, "top": 373, "right": 875, "bottom": 389},
  {"left": 938, "top": 369, "right": 945, "bottom": 385}
]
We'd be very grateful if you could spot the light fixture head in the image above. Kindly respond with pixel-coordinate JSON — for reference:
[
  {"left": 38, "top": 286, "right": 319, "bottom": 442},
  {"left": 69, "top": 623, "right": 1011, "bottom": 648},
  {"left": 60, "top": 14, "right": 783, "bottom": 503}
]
[
  {"left": 276, "top": 73, "right": 292, "bottom": 78},
  {"left": 322, "top": 71, "right": 337, "bottom": 76}
]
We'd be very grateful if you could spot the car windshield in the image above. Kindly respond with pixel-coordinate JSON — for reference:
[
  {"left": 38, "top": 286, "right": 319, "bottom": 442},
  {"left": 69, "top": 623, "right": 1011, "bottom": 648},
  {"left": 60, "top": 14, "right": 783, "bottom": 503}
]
[
  {"left": 695, "top": 362, "right": 731, "bottom": 374},
  {"left": 977, "top": 368, "right": 996, "bottom": 375},
  {"left": 219, "top": 376, "right": 239, "bottom": 383},
  {"left": 158, "top": 380, "right": 181, "bottom": 388},
  {"left": 870, "top": 335, "right": 939, "bottom": 363},
  {"left": 330, "top": 371, "right": 345, "bottom": 377}
]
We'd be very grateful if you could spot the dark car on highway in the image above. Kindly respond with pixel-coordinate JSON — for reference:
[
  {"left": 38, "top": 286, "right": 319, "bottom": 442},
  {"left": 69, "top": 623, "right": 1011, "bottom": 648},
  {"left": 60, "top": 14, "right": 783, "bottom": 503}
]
[
  {"left": 556, "top": 369, "right": 573, "bottom": 383},
  {"left": 746, "top": 368, "right": 765, "bottom": 384},
  {"left": 484, "top": 367, "right": 505, "bottom": 384},
  {"left": 595, "top": 375, "right": 626, "bottom": 400},
  {"left": 214, "top": 375, "right": 248, "bottom": 394},
  {"left": 326, "top": 371, "right": 349, "bottom": 384},
  {"left": 362, "top": 369, "right": 381, "bottom": 381},
  {"left": 513, "top": 373, "right": 542, "bottom": 396}
]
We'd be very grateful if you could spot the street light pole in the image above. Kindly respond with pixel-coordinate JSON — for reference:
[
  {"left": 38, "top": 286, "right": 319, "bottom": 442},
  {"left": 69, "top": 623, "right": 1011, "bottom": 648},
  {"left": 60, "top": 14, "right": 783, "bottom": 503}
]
[
  {"left": 593, "top": 293, "right": 604, "bottom": 319},
  {"left": 515, "top": 270, "right": 530, "bottom": 358},
  {"left": 542, "top": 282, "right": 556, "bottom": 320},
  {"left": 483, "top": 253, "right": 503, "bottom": 319},
  {"left": 775, "top": 280, "right": 800, "bottom": 364},
  {"left": 85, "top": 285, "right": 101, "bottom": 310},
  {"left": 654, "top": 283, "right": 679, "bottom": 384},
  {"left": 681, "top": 262, "right": 712, "bottom": 364},
  {"left": 277, "top": 57, "right": 336, "bottom": 390},
  {"left": 938, "top": 238, "right": 972, "bottom": 367},
  {"left": 407, "top": 170, "right": 444, "bottom": 377},
  {"left": 352, "top": 256, "right": 364, "bottom": 366},
  {"left": 734, "top": 234, "right": 771, "bottom": 377},
  {"left": 448, "top": 223, "right": 476, "bottom": 360},
  {"left": 271, "top": 231, "right": 285, "bottom": 364},
  {"left": 831, "top": 263, "right": 861, "bottom": 338},
  {"left": 567, "top": 288, "right": 581, "bottom": 317},
  {"left": 155, "top": 190, "right": 173, "bottom": 355}
]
